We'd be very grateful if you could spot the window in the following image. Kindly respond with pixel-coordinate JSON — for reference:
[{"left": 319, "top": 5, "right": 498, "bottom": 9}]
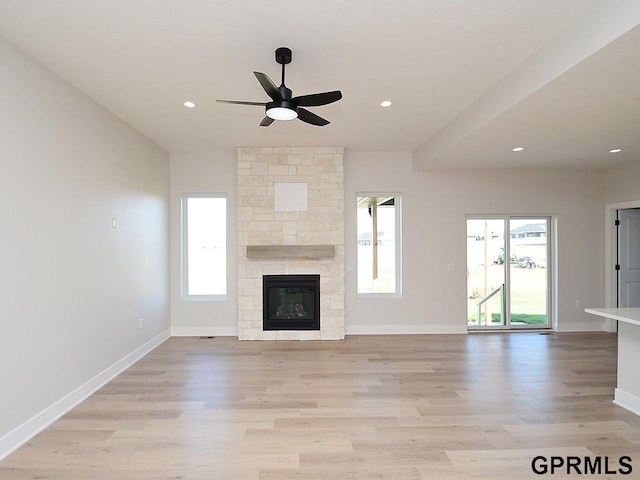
[
  {"left": 356, "top": 194, "right": 401, "bottom": 295},
  {"left": 182, "top": 193, "right": 227, "bottom": 300}
]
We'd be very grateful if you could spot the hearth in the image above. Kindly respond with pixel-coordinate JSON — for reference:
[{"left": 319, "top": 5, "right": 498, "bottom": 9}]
[{"left": 263, "top": 274, "right": 320, "bottom": 331}]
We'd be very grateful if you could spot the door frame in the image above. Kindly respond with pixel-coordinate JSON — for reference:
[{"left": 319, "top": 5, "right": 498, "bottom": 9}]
[{"left": 605, "top": 199, "right": 640, "bottom": 332}]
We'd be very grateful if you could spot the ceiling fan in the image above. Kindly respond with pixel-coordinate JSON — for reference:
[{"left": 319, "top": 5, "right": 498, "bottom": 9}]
[{"left": 216, "top": 47, "right": 342, "bottom": 127}]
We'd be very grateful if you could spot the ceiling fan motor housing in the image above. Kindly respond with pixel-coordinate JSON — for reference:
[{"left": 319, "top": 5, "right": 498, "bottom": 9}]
[
  {"left": 267, "top": 84, "right": 296, "bottom": 119},
  {"left": 267, "top": 99, "right": 296, "bottom": 111}
]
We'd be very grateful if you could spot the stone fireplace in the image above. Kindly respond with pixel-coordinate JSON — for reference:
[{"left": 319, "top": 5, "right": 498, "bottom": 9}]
[{"left": 236, "top": 146, "right": 345, "bottom": 340}]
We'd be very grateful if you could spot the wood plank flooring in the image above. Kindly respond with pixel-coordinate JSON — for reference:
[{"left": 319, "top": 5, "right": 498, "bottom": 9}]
[{"left": 2, "top": 332, "right": 640, "bottom": 479}]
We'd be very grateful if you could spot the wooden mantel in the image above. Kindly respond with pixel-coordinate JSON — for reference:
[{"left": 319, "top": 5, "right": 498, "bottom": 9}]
[{"left": 246, "top": 245, "right": 335, "bottom": 259}]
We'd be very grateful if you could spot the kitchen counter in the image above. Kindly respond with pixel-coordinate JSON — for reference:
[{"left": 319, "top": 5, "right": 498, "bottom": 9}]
[{"left": 585, "top": 307, "right": 640, "bottom": 416}]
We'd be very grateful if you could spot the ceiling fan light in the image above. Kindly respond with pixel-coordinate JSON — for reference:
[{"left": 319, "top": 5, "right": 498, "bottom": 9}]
[{"left": 266, "top": 106, "right": 298, "bottom": 121}]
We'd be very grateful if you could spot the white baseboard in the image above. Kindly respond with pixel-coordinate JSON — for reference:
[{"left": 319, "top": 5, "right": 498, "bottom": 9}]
[
  {"left": 0, "top": 329, "right": 170, "bottom": 462},
  {"left": 346, "top": 324, "right": 467, "bottom": 335},
  {"left": 171, "top": 326, "right": 238, "bottom": 337},
  {"left": 556, "top": 320, "right": 608, "bottom": 332},
  {"left": 614, "top": 388, "right": 640, "bottom": 416},
  {"left": 172, "top": 325, "right": 469, "bottom": 337}
]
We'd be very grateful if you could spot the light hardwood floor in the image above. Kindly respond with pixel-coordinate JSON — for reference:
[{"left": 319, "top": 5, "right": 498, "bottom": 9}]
[{"left": 2, "top": 333, "right": 640, "bottom": 479}]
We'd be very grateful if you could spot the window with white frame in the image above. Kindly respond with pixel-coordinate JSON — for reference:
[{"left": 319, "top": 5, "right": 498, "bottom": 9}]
[
  {"left": 356, "top": 194, "right": 401, "bottom": 295},
  {"left": 182, "top": 193, "right": 227, "bottom": 300}
]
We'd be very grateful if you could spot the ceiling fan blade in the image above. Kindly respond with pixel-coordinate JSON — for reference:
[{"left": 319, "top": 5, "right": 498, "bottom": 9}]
[
  {"left": 293, "top": 90, "right": 342, "bottom": 107},
  {"left": 216, "top": 99, "right": 266, "bottom": 106},
  {"left": 254, "top": 72, "right": 282, "bottom": 101},
  {"left": 260, "top": 116, "right": 275, "bottom": 127},
  {"left": 297, "top": 108, "right": 330, "bottom": 126}
]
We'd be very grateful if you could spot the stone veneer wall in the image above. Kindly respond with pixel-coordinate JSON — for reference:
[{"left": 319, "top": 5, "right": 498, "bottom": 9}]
[{"left": 237, "top": 146, "right": 345, "bottom": 340}]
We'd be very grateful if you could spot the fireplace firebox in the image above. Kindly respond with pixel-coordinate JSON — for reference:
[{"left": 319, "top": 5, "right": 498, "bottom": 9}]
[{"left": 263, "top": 274, "right": 320, "bottom": 331}]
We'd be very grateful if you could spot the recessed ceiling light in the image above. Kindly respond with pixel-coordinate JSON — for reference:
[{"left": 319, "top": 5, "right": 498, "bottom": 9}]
[
  {"left": 512, "top": 146, "right": 525, "bottom": 152},
  {"left": 609, "top": 148, "right": 622, "bottom": 153},
  {"left": 183, "top": 101, "right": 196, "bottom": 108},
  {"left": 380, "top": 100, "right": 392, "bottom": 108}
]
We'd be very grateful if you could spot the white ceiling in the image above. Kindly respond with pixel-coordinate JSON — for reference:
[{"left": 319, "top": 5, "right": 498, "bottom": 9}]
[{"left": 1, "top": 0, "right": 639, "bottom": 169}]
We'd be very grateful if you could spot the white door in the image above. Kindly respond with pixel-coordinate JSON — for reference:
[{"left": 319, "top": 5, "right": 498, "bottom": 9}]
[{"left": 618, "top": 208, "right": 640, "bottom": 307}]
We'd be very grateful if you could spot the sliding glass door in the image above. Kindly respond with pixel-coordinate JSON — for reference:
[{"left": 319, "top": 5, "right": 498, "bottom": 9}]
[{"left": 467, "top": 216, "right": 550, "bottom": 330}]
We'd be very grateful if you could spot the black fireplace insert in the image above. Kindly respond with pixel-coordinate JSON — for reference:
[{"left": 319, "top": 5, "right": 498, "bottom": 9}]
[{"left": 263, "top": 274, "right": 320, "bottom": 330}]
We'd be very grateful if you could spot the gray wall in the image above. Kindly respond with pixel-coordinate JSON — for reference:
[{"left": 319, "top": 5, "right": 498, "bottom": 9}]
[
  {"left": 344, "top": 152, "right": 605, "bottom": 333},
  {"left": 169, "top": 150, "right": 608, "bottom": 333},
  {"left": 0, "top": 38, "right": 170, "bottom": 446},
  {"left": 169, "top": 151, "right": 237, "bottom": 336},
  {"left": 604, "top": 160, "right": 640, "bottom": 203}
]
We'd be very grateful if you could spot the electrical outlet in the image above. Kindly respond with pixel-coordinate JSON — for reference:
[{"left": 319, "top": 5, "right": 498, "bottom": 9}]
[
  {"left": 138, "top": 318, "right": 143, "bottom": 329},
  {"left": 434, "top": 302, "right": 440, "bottom": 312}
]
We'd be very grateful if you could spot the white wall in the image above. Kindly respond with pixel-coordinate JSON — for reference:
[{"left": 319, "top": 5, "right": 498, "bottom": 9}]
[
  {"left": 344, "top": 152, "right": 606, "bottom": 333},
  {"left": 169, "top": 151, "right": 237, "bottom": 336},
  {"left": 603, "top": 160, "right": 640, "bottom": 203},
  {"left": 0, "top": 38, "right": 170, "bottom": 455}
]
